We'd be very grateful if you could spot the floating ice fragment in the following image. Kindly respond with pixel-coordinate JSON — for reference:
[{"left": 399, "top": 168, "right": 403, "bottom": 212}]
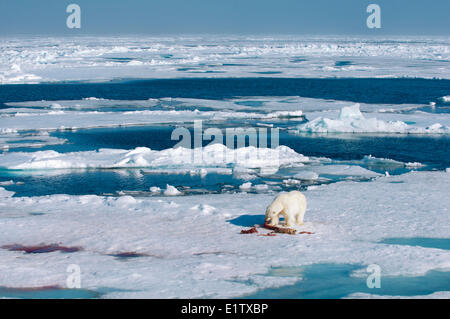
[
  {"left": 0, "top": 180, "right": 15, "bottom": 186},
  {"left": 149, "top": 186, "right": 161, "bottom": 193},
  {"left": 50, "top": 103, "right": 62, "bottom": 109},
  {"left": 254, "top": 184, "right": 269, "bottom": 191},
  {"left": 293, "top": 171, "right": 319, "bottom": 180},
  {"left": 83, "top": 97, "right": 107, "bottom": 101},
  {"left": 298, "top": 104, "right": 411, "bottom": 133},
  {"left": 239, "top": 182, "right": 252, "bottom": 191},
  {"left": 405, "top": 162, "right": 424, "bottom": 168},
  {"left": 283, "top": 179, "right": 301, "bottom": 185},
  {"left": 164, "top": 184, "right": 182, "bottom": 196}
]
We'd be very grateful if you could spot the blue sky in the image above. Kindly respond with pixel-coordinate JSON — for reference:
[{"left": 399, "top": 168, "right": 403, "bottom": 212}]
[{"left": 0, "top": 0, "right": 449, "bottom": 36}]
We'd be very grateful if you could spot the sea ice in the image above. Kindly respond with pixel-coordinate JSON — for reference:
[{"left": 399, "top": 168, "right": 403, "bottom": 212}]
[
  {"left": 1, "top": 36, "right": 449, "bottom": 83},
  {"left": 164, "top": 184, "right": 182, "bottom": 196},
  {"left": 0, "top": 131, "right": 66, "bottom": 150},
  {"left": 297, "top": 104, "right": 450, "bottom": 134},
  {"left": 0, "top": 106, "right": 306, "bottom": 132},
  {"left": 300, "top": 165, "right": 380, "bottom": 178},
  {"left": 0, "top": 171, "right": 448, "bottom": 298},
  {"left": 239, "top": 182, "right": 252, "bottom": 191},
  {"left": 253, "top": 184, "right": 269, "bottom": 192},
  {"left": 0, "top": 144, "right": 310, "bottom": 171},
  {"left": 293, "top": 171, "right": 319, "bottom": 180},
  {"left": 149, "top": 186, "right": 161, "bottom": 193},
  {"left": 3, "top": 97, "right": 447, "bottom": 136}
]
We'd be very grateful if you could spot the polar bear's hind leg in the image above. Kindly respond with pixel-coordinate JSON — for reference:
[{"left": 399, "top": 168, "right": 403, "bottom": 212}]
[
  {"left": 282, "top": 209, "right": 297, "bottom": 227},
  {"left": 296, "top": 195, "right": 307, "bottom": 225},
  {"left": 295, "top": 213, "right": 304, "bottom": 226},
  {"left": 281, "top": 209, "right": 295, "bottom": 227}
]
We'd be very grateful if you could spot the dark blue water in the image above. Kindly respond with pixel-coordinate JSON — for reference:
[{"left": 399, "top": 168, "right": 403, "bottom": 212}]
[
  {"left": 0, "top": 169, "right": 242, "bottom": 197},
  {"left": 1, "top": 78, "right": 450, "bottom": 107}
]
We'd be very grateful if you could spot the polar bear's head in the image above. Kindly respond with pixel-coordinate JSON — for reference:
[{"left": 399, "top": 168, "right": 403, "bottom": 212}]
[{"left": 265, "top": 201, "right": 283, "bottom": 226}]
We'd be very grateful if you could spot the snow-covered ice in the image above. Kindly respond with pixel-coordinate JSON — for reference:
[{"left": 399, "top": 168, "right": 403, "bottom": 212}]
[
  {"left": 0, "top": 171, "right": 448, "bottom": 298},
  {"left": 0, "top": 108, "right": 303, "bottom": 132},
  {"left": 149, "top": 186, "right": 161, "bottom": 193},
  {"left": 302, "top": 165, "right": 381, "bottom": 178},
  {"left": 0, "top": 131, "right": 66, "bottom": 150},
  {"left": 297, "top": 104, "right": 450, "bottom": 134},
  {"left": 1, "top": 36, "right": 450, "bottom": 84},
  {"left": 163, "top": 184, "right": 182, "bottom": 196},
  {"left": 0, "top": 144, "right": 309, "bottom": 171},
  {"left": 292, "top": 171, "right": 319, "bottom": 181}
]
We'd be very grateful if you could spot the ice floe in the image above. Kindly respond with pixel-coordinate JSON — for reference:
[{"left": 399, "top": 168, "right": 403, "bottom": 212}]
[
  {"left": 302, "top": 165, "right": 380, "bottom": 178},
  {"left": 149, "top": 186, "right": 161, "bottom": 193},
  {"left": 293, "top": 171, "right": 320, "bottom": 180},
  {"left": 238, "top": 182, "right": 252, "bottom": 191},
  {"left": 164, "top": 184, "right": 182, "bottom": 196},
  {"left": 0, "top": 144, "right": 309, "bottom": 171},
  {"left": 0, "top": 107, "right": 305, "bottom": 132},
  {"left": 0, "top": 171, "right": 448, "bottom": 298},
  {"left": 0, "top": 131, "right": 66, "bottom": 150},
  {"left": 297, "top": 104, "right": 450, "bottom": 134}
]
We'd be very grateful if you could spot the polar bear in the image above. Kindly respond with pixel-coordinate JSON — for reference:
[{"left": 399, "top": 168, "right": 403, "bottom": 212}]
[{"left": 265, "top": 190, "right": 307, "bottom": 227}]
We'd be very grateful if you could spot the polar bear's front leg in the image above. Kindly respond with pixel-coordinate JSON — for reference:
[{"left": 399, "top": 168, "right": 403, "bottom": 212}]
[
  {"left": 265, "top": 201, "right": 283, "bottom": 225},
  {"left": 266, "top": 213, "right": 280, "bottom": 226},
  {"left": 270, "top": 214, "right": 279, "bottom": 225}
]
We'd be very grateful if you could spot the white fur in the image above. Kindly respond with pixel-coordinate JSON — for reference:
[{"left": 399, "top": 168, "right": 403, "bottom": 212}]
[{"left": 265, "top": 191, "right": 307, "bottom": 227}]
